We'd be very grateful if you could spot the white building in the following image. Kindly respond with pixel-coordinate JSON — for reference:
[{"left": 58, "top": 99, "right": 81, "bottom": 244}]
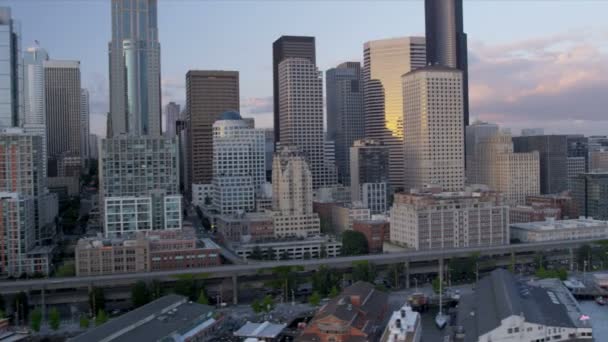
[
  {"left": 236, "top": 235, "right": 341, "bottom": 260},
  {"left": 380, "top": 304, "right": 421, "bottom": 342},
  {"left": 105, "top": 196, "right": 153, "bottom": 235},
  {"left": 402, "top": 66, "right": 464, "bottom": 192},
  {"left": 278, "top": 58, "right": 335, "bottom": 189},
  {"left": 192, "top": 183, "right": 214, "bottom": 208},
  {"left": 212, "top": 111, "right": 265, "bottom": 215},
  {"left": 466, "top": 129, "right": 540, "bottom": 205},
  {"left": 390, "top": 187, "right": 509, "bottom": 250},
  {"left": 80, "top": 88, "right": 90, "bottom": 163},
  {"left": 510, "top": 218, "right": 608, "bottom": 243}
]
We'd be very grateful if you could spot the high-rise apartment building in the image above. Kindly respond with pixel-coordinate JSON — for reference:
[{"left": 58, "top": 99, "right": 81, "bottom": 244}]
[
  {"left": 44, "top": 60, "right": 82, "bottom": 176},
  {"left": 164, "top": 101, "right": 180, "bottom": 138},
  {"left": 80, "top": 88, "right": 90, "bottom": 163},
  {"left": 390, "top": 188, "right": 509, "bottom": 250},
  {"left": 108, "top": 0, "right": 161, "bottom": 137},
  {"left": 466, "top": 129, "right": 540, "bottom": 205},
  {"left": 326, "top": 62, "right": 364, "bottom": 185},
  {"left": 99, "top": 135, "right": 181, "bottom": 235},
  {"left": 278, "top": 58, "right": 334, "bottom": 189},
  {"left": 425, "top": 0, "right": 469, "bottom": 126},
  {"left": 350, "top": 139, "right": 390, "bottom": 214},
  {"left": 272, "top": 146, "right": 320, "bottom": 238},
  {"left": 212, "top": 111, "right": 265, "bottom": 214},
  {"left": 23, "top": 46, "right": 49, "bottom": 177},
  {"left": 272, "top": 36, "right": 316, "bottom": 146},
  {"left": 513, "top": 135, "right": 568, "bottom": 194},
  {"left": 363, "top": 37, "right": 426, "bottom": 189},
  {"left": 185, "top": 70, "right": 239, "bottom": 196},
  {"left": 0, "top": 7, "right": 22, "bottom": 128},
  {"left": 403, "top": 66, "right": 464, "bottom": 192}
]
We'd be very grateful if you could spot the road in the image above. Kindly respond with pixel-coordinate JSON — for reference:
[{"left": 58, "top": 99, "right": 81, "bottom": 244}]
[{"left": 0, "top": 237, "right": 598, "bottom": 293}]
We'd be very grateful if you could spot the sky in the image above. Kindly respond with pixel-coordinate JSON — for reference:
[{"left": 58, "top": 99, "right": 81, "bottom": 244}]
[{"left": 5, "top": 0, "right": 608, "bottom": 137}]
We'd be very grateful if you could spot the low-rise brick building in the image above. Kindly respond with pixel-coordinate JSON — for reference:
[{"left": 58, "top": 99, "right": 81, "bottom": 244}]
[{"left": 353, "top": 219, "right": 389, "bottom": 253}]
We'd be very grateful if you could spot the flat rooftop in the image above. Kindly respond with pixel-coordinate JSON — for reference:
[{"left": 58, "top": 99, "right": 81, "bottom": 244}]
[
  {"left": 511, "top": 218, "right": 607, "bottom": 231},
  {"left": 234, "top": 321, "right": 287, "bottom": 339}
]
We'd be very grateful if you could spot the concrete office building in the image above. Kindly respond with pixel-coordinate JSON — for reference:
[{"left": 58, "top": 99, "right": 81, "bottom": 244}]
[
  {"left": 513, "top": 135, "right": 568, "bottom": 194},
  {"left": 326, "top": 62, "right": 364, "bottom": 185},
  {"left": 0, "top": 7, "right": 23, "bottom": 128},
  {"left": 589, "top": 150, "right": 608, "bottom": 172},
  {"left": 108, "top": 0, "right": 161, "bottom": 137},
  {"left": 390, "top": 187, "right": 509, "bottom": 250},
  {"left": 467, "top": 130, "right": 540, "bottom": 205},
  {"left": 44, "top": 60, "right": 82, "bottom": 176},
  {"left": 425, "top": 0, "right": 469, "bottom": 126},
  {"left": 272, "top": 36, "right": 316, "bottom": 146},
  {"left": 99, "top": 135, "right": 181, "bottom": 233},
  {"left": 185, "top": 70, "right": 239, "bottom": 196},
  {"left": 212, "top": 111, "right": 265, "bottom": 214},
  {"left": 403, "top": 67, "right": 464, "bottom": 192},
  {"left": 350, "top": 139, "right": 390, "bottom": 214},
  {"left": 278, "top": 57, "right": 335, "bottom": 189},
  {"left": 363, "top": 37, "right": 426, "bottom": 189},
  {"left": 509, "top": 204, "right": 561, "bottom": 224},
  {"left": 80, "top": 88, "right": 89, "bottom": 163},
  {"left": 572, "top": 172, "right": 608, "bottom": 220},
  {"left": 164, "top": 101, "right": 180, "bottom": 138}
]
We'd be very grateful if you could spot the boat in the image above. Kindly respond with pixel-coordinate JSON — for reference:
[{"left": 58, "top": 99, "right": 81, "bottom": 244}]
[
  {"left": 435, "top": 311, "right": 449, "bottom": 330},
  {"left": 435, "top": 261, "right": 449, "bottom": 330},
  {"left": 595, "top": 296, "right": 606, "bottom": 305}
]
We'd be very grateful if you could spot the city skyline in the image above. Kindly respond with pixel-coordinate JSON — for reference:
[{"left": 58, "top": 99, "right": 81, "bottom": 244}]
[{"left": 4, "top": 1, "right": 608, "bottom": 137}]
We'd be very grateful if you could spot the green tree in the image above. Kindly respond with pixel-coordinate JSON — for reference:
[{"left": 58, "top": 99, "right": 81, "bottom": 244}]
[
  {"left": 329, "top": 286, "right": 339, "bottom": 298},
  {"left": 49, "top": 307, "right": 61, "bottom": 331},
  {"left": 79, "top": 315, "right": 90, "bottom": 329},
  {"left": 197, "top": 289, "right": 209, "bottom": 305},
  {"left": 341, "top": 231, "right": 368, "bottom": 256},
  {"left": 250, "top": 246, "right": 263, "bottom": 260},
  {"left": 174, "top": 276, "right": 196, "bottom": 300},
  {"left": 261, "top": 295, "right": 274, "bottom": 312},
  {"left": 55, "top": 262, "right": 76, "bottom": 277},
  {"left": 309, "top": 291, "right": 321, "bottom": 306},
  {"left": 12, "top": 292, "right": 29, "bottom": 325},
  {"left": 95, "top": 309, "right": 108, "bottom": 326},
  {"left": 352, "top": 261, "right": 376, "bottom": 283},
  {"left": 131, "top": 281, "right": 151, "bottom": 308},
  {"left": 312, "top": 266, "right": 340, "bottom": 297},
  {"left": 29, "top": 308, "right": 42, "bottom": 332},
  {"left": 280, "top": 250, "right": 290, "bottom": 260},
  {"left": 266, "top": 248, "right": 276, "bottom": 261},
  {"left": 266, "top": 266, "right": 304, "bottom": 303},
  {"left": 89, "top": 287, "right": 105, "bottom": 314}
]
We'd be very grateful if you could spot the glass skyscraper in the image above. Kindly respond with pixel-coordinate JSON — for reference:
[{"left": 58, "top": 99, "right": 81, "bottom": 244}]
[{"left": 0, "top": 7, "right": 23, "bottom": 128}]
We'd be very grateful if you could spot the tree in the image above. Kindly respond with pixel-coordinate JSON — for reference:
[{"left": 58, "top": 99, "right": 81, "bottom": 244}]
[
  {"left": 30, "top": 308, "right": 42, "bottom": 332},
  {"left": 251, "top": 299, "right": 263, "bottom": 313},
  {"left": 449, "top": 254, "right": 480, "bottom": 283},
  {"left": 267, "top": 266, "right": 304, "bottom": 302},
  {"left": 79, "top": 315, "right": 90, "bottom": 329},
  {"left": 280, "top": 250, "right": 290, "bottom": 260},
  {"left": 12, "top": 292, "right": 29, "bottom": 325},
  {"left": 266, "top": 248, "right": 276, "bottom": 261},
  {"left": 250, "top": 246, "right": 263, "bottom": 260},
  {"left": 95, "top": 309, "right": 108, "bottom": 326},
  {"left": 312, "top": 266, "right": 341, "bottom": 297},
  {"left": 174, "top": 277, "right": 196, "bottom": 300},
  {"left": 309, "top": 292, "right": 321, "bottom": 306},
  {"left": 89, "top": 287, "right": 105, "bottom": 314},
  {"left": 329, "top": 286, "right": 339, "bottom": 298},
  {"left": 261, "top": 295, "right": 274, "bottom": 312},
  {"left": 49, "top": 307, "right": 61, "bottom": 331},
  {"left": 55, "top": 262, "right": 75, "bottom": 277},
  {"left": 197, "top": 289, "right": 209, "bottom": 305},
  {"left": 352, "top": 261, "right": 376, "bottom": 283},
  {"left": 131, "top": 281, "right": 151, "bottom": 308},
  {"left": 341, "top": 231, "right": 368, "bottom": 256}
]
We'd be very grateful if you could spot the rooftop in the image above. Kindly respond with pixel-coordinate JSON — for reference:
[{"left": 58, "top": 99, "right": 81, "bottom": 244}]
[
  {"left": 383, "top": 304, "right": 421, "bottom": 342},
  {"left": 234, "top": 321, "right": 287, "bottom": 339},
  {"left": 511, "top": 217, "right": 607, "bottom": 231}
]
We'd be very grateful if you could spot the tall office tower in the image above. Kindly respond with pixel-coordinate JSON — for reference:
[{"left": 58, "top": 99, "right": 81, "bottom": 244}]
[
  {"left": 99, "top": 136, "right": 181, "bottom": 236},
  {"left": 572, "top": 172, "right": 608, "bottom": 220},
  {"left": 185, "top": 70, "right": 239, "bottom": 197},
  {"left": 279, "top": 58, "right": 334, "bottom": 189},
  {"left": 212, "top": 111, "right": 265, "bottom": 215},
  {"left": 513, "top": 135, "right": 568, "bottom": 194},
  {"left": 272, "top": 36, "right": 316, "bottom": 146},
  {"left": 403, "top": 67, "right": 464, "bottom": 192},
  {"left": 363, "top": 37, "right": 426, "bottom": 189},
  {"left": 467, "top": 130, "right": 540, "bottom": 205},
  {"left": 425, "top": 0, "right": 469, "bottom": 127},
  {"left": 464, "top": 121, "right": 499, "bottom": 168},
  {"left": 272, "top": 146, "right": 320, "bottom": 238},
  {"left": 80, "top": 88, "right": 90, "bottom": 164},
  {"left": 108, "top": 0, "right": 161, "bottom": 137},
  {"left": 0, "top": 7, "right": 23, "bottom": 128},
  {"left": 164, "top": 101, "right": 180, "bottom": 138},
  {"left": 350, "top": 139, "right": 390, "bottom": 214},
  {"left": 88, "top": 134, "right": 98, "bottom": 160},
  {"left": 44, "top": 60, "right": 82, "bottom": 176},
  {"left": 326, "top": 62, "right": 364, "bottom": 185}
]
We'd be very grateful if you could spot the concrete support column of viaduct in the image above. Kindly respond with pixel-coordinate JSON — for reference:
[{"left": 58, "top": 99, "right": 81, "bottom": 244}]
[{"left": 232, "top": 275, "right": 238, "bottom": 305}]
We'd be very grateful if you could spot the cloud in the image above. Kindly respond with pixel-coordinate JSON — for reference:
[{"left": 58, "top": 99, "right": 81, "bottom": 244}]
[
  {"left": 241, "top": 96, "right": 272, "bottom": 114},
  {"left": 469, "top": 30, "right": 608, "bottom": 135}
]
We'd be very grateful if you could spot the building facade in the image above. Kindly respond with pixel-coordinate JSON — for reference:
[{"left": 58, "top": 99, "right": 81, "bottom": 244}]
[
  {"left": 80, "top": 88, "right": 90, "bottom": 163},
  {"left": 326, "top": 62, "right": 364, "bottom": 185},
  {"left": 513, "top": 135, "right": 568, "bottom": 194},
  {"left": 363, "top": 37, "right": 426, "bottom": 190},
  {"left": 164, "top": 101, "right": 180, "bottom": 138},
  {"left": 0, "top": 7, "right": 22, "bottom": 128},
  {"left": 350, "top": 139, "right": 390, "bottom": 214},
  {"left": 403, "top": 67, "right": 464, "bottom": 192},
  {"left": 572, "top": 172, "right": 608, "bottom": 220},
  {"left": 23, "top": 46, "right": 49, "bottom": 177},
  {"left": 185, "top": 70, "right": 239, "bottom": 196},
  {"left": 331, "top": 203, "right": 371, "bottom": 234},
  {"left": 353, "top": 219, "right": 389, "bottom": 254},
  {"left": 108, "top": 0, "right": 161, "bottom": 137},
  {"left": 390, "top": 188, "right": 509, "bottom": 250},
  {"left": 511, "top": 218, "right": 608, "bottom": 243}
]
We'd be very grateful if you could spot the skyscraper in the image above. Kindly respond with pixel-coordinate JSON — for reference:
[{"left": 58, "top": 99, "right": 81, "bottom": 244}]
[
  {"left": 0, "top": 7, "right": 23, "bottom": 128},
  {"left": 363, "top": 37, "right": 426, "bottom": 190},
  {"left": 164, "top": 101, "right": 180, "bottom": 138},
  {"left": 185, "top": 70, "right": 239, "bottom": 196},
  {"left": 425, "top": 0, "right": 469, "bottom": 126},
  {"left": 44, "top": 60, "right": 82, "bottom": 176},
  {"left": 403, "top": 66, "right": 464, "bottom": 192},
  {"left": 278, "top": 57, "right": 334, "bottom": 189},
  {"left": 108, "top": 0, "right": 161, "bottom": 137},
  {"left": 513, "top": 135, "right": 568, "bottom": 194},
  {"left": 272, "top": 36, "right": 316, "bottom": 146},
  {"left": 80, "top": 88, "right": 90, "bottom": 163},
  {"left": 326, "top": 62, "right": 364, "bottom": 185},
  {"left": 350, "top": 139, "right": 390, "bottom": 214}
]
